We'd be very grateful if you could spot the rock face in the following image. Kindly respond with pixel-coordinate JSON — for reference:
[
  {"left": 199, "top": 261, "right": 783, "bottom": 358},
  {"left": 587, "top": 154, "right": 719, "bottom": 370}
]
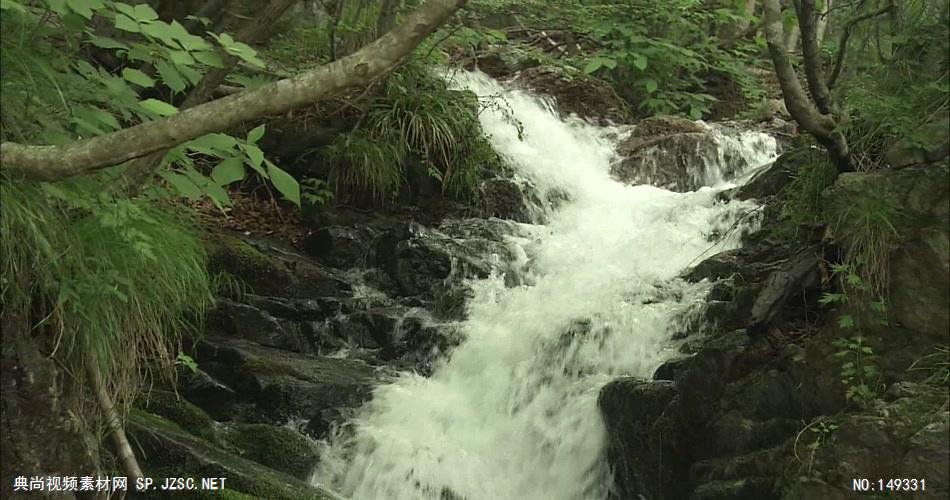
[
  {"left": 512, "top": 66, "right": 630, "bottom": 124},
  {"left": 600, "top": 162, "right": 950, "bottom": 499},
  {"left": 612, "top": 117, "right": 778, "bottom": 191},
  {"left": 132, "top": 196, "right": 531, "bottom": 498}
]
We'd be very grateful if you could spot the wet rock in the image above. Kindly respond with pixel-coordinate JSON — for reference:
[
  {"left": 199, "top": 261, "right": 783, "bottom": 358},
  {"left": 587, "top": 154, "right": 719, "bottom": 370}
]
[
  {"left": 221, "top": 423, "right": 319, "bottom": 480},
  {"left": 205, "top": 231, "right": 353, "bottom": 299},
  {"left": 302, "top": 225, "right": 378, "bottom": 268},
  {"left": 212, "top": 299, "right": 315, "bottom": 354},
  {"left": 599, "top": 378, "right": 687, "bottom": 500},
  {"left": 478, "top": 178, "right": 533, "bottom": 223},
  {"left": 135, "top": 389, "right": 218, "bottom": 443},
  {"left": 612, "top": 121, "right": 776, "bottom": 191},
  {"left": 692, "top": 478, "right": 777, "bottom": 500},
  {"left": 128, "top": 410, "right": 333, "bottom": 500},
  {"left": 179, "top": 368, "right": 239, "bottom": 422},
  {"left": 823, "top": 164, "right": 949, "bottom": 341},
  {"left": 684, "top": 249, "right": 743, "bottom": 282},
  {"left": 732, "top": 147, "right": 823, "bottom": 200},
  {"left": 512, "top": 66, "right": 630, "bottom": 124},
  {"left": 194, "top": 336, "right": 376, "bottom": 425}
]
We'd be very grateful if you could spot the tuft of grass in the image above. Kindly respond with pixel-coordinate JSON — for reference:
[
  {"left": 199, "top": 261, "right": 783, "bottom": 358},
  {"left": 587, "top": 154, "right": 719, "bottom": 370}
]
[
  {"left": 324, "top": 60, "right": 504, "bottom": 203},
  {"left": 325, "top": 131, "right": 406, "bottom": 202},
  {"left": 774, "top": 158, "right": 838, "bottom": 241},
  {"left": 825, "top": 183, "right": 902, "bottom": 300},
  {"left": 1, "top": 176, "right": 215, "bottom": 417}
]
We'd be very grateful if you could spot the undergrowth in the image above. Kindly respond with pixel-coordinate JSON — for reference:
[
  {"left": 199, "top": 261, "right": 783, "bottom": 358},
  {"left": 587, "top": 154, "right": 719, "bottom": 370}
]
[
  {"left": 324, "top": 60, "right": 503, "bottom": 202},
  {"left": 0, "top": 176, "right": 216, "bottom": 421}
]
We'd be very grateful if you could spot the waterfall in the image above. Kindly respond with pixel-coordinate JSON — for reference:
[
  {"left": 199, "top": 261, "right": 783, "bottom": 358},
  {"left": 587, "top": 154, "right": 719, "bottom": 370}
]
[{"left": 313, "top": 71, "right": 778, "bottom": 500}]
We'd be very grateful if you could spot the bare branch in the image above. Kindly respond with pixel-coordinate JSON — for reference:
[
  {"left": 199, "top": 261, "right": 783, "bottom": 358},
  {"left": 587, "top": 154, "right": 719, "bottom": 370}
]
[{"left": 827, "top": 1, "right": 896, "bottom": 89}]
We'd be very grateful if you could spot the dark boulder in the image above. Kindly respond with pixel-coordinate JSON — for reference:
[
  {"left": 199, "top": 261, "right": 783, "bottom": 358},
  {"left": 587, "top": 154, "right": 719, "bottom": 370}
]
[
  {"left": 598, "top": 378, "right": 688, "bottom": 500},
  {"left": 512, "top": 66, "right": 630, "bottom": 124},
  {"left": 478, "top": 178, "right": 534, "bottom": 223},
  {"left": 612, "top": 119, "right": 777, "bottom": 191}
]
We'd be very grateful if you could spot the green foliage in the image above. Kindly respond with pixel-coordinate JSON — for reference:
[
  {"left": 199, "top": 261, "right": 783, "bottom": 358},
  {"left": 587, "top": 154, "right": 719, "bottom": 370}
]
[
  {"left": 909, "top": 345, "right": 950, "bottom": 388},
  {"left": 832, "top": 336, "right": 881, "bottom": 407},
  {"left": 774, "top": 157, "right": 838, "bottom": 241},
  {"left": 826, "top": 184, "right": 902, "bottom": 299},
  {"left": 475, "top": 0, "right": 766, "bottom": 119},
  {"left": 0, "top": 1, "right": 300, "bottom": 209},
  {"left": 324, "top": 61, "right": 503, "bottom": 202},
  {"left": 325, "top": 131, "right": 406, "bottom": 201},
  {"left": 793, "top": 417, "right": 839, "bottom": 476},
  {"left": 0, "top": 176, "right": 215, "bottom": 410}
]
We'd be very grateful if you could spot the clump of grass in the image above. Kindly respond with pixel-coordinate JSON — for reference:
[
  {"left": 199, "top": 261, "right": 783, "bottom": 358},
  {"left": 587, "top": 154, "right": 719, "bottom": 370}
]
[
  {"left": 825, "top": 183, "right": 902, "bottom": 299},
  {"left": 323, "top": 60, "right": 503, "bottom": 203},
  {"left": 1, "top": 176, "right": 215, "bottom": 418},
  {"left": 773, "top": 156, "right": 839, "bottom": 241},
  {"left": 325, "top": 131, "right": 406, "bottom": 202}
]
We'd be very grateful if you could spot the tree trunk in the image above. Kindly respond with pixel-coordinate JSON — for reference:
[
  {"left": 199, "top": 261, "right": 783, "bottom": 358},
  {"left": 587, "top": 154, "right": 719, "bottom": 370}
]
[
  {"left": 0, "top": 0, "right": 469, "bottom": 182},
  {"left": 762, "top": 0, "right": 853, "bottom": 171}
]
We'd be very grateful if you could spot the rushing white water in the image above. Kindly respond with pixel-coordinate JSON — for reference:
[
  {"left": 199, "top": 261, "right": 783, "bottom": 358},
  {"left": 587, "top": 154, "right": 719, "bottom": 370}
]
[{"left": 313, "top": 71, "right": 777, "bottom": 500}]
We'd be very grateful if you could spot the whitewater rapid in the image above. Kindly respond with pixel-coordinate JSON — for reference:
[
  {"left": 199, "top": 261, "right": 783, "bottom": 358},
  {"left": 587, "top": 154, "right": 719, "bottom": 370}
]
[{"left": 313, "top": 71, "right": 777, "bottom": 500}]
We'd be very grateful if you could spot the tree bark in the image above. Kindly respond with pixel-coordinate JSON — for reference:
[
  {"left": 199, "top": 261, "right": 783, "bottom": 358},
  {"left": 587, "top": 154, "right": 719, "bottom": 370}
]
[
  {"left": 763, "top": 0, "right": 853, "bottom": 171},
  {"left": 796, "top": 0, "right": 837, "bottom": 115},
  {"left": 87, "top": 362, "right": 144, "bottom": 482},
  {"left": 1, "top": 0, "right": 468, "bottom": 182}
]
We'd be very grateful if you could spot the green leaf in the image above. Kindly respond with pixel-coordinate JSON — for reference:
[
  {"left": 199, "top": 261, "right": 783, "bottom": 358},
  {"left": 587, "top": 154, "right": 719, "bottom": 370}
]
[
  {"left": 246, "top": 125, "right": 266, "bottom": 144},
  {"left": 66, "top": 0, "right": 103, "bottom": 19},
  {"left": 88, "top": 35, "right": 130, "bottom": 51},
  {"left": 155, "top": 61, "right": 186, "bottom": 92},
  {"left": 633, "top": 54, "right": 648, "bottom": 71},
  {"left": 192, "top": 50, "right": 225, "bottom": 68},
  {"left": 188, "top": 133, "right": 238, "bottom": 155},
  {"left": 244, "top": 144, "right": 264, "bottom": 168},
  {"left": 138, "top": 98, "right": 178, "bottom": 117},
  {"left": 160, "top": 171, "right": 202, "bottom": 199},
  {"left": 644, "top": 79, "right": 658, "bottom": 94},
  {"left": 115, "top": 13, "right": 140, "bottom": 33},
  {"left": 267, "top": 163, "right": 300, "bottom": 206},
  {"left": 133, "top": 3, "right": 158, "bottom": 22},
  {"left": 0, "top": 0, "right": 27, "bottom": 13},
  {"left": 176, "top": 353, "right": 199, "bottom": 373},
  {"left": 203, "top": 182, "right": 232, "bottom": 210},
  {"left": 583, "top": 58, "right": 603, "bottom": 74},
  {"left": 601, "top": 57, "right": 617, "bottom": 70},
  {"left": 211, "top": 158, "right": 246, "bottom": 185},
  {"left": 168, "top": 49, "right": 196, "bottom": 66},
  {"left": 141, "top": 21, "right": 179, "bottom": 48},
  {"left": 122, "top": 68, "right": 155, "bottom": 88}
]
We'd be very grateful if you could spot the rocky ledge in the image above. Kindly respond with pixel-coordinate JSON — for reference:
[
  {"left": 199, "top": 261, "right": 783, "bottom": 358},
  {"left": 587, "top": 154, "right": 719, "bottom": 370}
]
[{"left": 599, "top": 153, "right": 949, "bottom": 500}]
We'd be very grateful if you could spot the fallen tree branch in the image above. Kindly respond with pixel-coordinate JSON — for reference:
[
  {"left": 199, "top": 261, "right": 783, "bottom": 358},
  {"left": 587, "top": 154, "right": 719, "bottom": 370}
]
[{"left": 1, "top": 0, "right": 469, "bottom": 182}]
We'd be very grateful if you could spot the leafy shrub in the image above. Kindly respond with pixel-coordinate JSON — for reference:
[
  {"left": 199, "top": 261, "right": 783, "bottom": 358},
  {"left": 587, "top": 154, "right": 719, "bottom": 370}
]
[{"left": 0, "top": 177, "right": 215, "bottom": 414}]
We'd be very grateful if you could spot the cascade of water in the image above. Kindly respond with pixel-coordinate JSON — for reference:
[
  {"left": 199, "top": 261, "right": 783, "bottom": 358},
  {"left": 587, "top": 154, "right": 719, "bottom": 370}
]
[{"left": 313, "top": 71, "right": 778, "bottom": 500}]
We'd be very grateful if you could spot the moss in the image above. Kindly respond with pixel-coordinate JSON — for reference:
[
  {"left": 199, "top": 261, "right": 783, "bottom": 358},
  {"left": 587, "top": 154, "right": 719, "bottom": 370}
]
[
  {"left": 222, "top": 424, "right": 318, "bottom": 479},
  {"left": 203, "top": 231, "right": 287, "bottom": 294},
  {"left": 135, "top": 389, "right": 217, "bottom": 443},
  {"left": 130, "top": 411, "right": 334, "bottom": 500}
]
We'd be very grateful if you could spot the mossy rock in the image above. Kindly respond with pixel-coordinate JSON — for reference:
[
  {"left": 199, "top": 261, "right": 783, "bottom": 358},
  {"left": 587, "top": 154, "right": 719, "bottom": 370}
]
[
  {"left": 129, "top": 410, "right": 337, "bottom": 500},
  {"left": 203, "top": 231, "right": 288, "bottom": 295},
  {"left": 222, "top": 423, "right": 318, "bottom": 480},
  {"left": 135, "top": 389, "right": 217, "bottom": 443}
]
